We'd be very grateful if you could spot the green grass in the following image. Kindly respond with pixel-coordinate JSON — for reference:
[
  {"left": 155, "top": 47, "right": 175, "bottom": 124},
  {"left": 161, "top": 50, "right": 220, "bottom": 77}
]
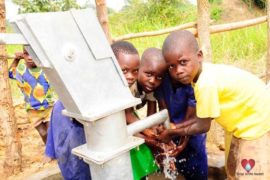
[
  {"left": 211, "top": 23, "right": 267, "bottom": 74},
  {"left": 109, "top": 2, "right": 267, "bottom": 76},
  {"left": 112, "top": 24, "right": 267, "bottom": 76}
]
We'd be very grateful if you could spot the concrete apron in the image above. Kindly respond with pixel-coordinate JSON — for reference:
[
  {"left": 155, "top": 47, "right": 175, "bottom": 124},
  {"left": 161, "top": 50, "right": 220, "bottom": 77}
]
[{"left": 26, "top": 152, "right": 226, "bottom": 180}]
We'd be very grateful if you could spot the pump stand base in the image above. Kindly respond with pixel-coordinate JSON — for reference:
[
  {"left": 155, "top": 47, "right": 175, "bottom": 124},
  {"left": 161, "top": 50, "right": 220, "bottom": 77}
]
[{"left": 72, "top": 136, "right": 144, "bottom": 165}]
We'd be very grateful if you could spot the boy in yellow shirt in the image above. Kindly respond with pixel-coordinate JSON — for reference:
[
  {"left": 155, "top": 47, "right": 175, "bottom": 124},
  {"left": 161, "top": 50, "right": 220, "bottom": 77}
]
[{"left": 157, "top": 30, "right": 270, "bottom": 179}]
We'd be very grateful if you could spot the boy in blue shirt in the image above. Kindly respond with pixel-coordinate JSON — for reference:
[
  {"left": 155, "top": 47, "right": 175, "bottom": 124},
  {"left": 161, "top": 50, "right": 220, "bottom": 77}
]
[
  {"left": 138, "top": 47, "right": 208, "bottom": 179},
  {"left": 155, "top": 74, "right": 208, "bottom": 179}
]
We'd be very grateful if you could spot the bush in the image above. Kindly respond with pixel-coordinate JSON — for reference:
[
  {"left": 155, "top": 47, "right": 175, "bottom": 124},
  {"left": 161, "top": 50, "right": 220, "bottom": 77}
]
[
  {"left": 210, "top": 7, "right": 222, "bottom": 21},
  {"left": 109, "top": 0, "right": 197, "bottom": 34},
  {"left": 254, "top": 0, "right": 265, "bottom": 9}
]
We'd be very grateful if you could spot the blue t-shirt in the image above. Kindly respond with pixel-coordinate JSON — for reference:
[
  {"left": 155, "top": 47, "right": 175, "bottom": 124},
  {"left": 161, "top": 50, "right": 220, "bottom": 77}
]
[
  {"left": 155, "top": 73, "right": 208, "bottom": 179},
  {"left": 155, "top": 75, "right": 196, "bottom": 124},
  {"left": 45, "top": 101, "right": 91, "bottom": 180}
]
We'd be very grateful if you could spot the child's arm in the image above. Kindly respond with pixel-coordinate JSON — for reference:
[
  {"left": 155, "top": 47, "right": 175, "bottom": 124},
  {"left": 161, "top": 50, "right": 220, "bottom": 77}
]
[
  {"left": 146, "top": 92, "right": 158, "bottom": 116},
  {"left": 10, "top": 52, "right": 24, "bottom": 69},
  {"left": 146, "top": 100, "right": 157, "bottom": 116},
  {"left": 157, "top": 116, "right": 212, "bottom": 143},
  {"left": 125, "top": 107, "right": 139, "bottom": 124},
  {"left": 157, "top": 98, "right": 167, "bottom": 111},
  {"left": 9, "top": 52, "right": 24, "bottom": 79},
  {"left": 184, "top": 85, "right": 197, "bottom": 119},
  {"left": 184, "top": 106, "right": 196, "bottom": 120},
  {"left": 144, "top": 92, "right": 162, "bottom": 137}
]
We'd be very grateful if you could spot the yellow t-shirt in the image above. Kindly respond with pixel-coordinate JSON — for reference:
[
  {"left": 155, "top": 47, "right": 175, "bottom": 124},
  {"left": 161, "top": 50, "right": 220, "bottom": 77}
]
[{"left": 194, "top": 63, "right": 270, "bottom": 140}]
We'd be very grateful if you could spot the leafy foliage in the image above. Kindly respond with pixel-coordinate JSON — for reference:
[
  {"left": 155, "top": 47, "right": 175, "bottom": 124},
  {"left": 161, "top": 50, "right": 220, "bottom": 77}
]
[
  {"left": 210, "top": 7, "right": 222, "bottom": 21},
  {"left": 110, "top": 0, "right": 196, "bottom": 34},
  {"left": 12, "top": 0, "right": 81, "bottom": 13},
  {"left": 209, "top": 0, "right": 222, "bottom": 21},
  {"left": 109, "top": 0, "right": 197, "bottom": 53}
]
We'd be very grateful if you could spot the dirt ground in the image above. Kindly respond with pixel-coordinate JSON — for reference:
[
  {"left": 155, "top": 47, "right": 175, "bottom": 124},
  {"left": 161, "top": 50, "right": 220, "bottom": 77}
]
[
  {"left": 0, "top": 104, "right": 225, "bottom": 180},
  {"left": 0, "top": 104, "right": 58, "bottom": 180},
  {"left": 220, "top": 0, "right": 264, "bottom": 23}
]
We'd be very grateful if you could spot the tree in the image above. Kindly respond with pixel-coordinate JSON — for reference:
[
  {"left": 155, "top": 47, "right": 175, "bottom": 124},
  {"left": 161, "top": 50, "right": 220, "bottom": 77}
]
[
  {"left": 0, "top": 0, "right": 22, "bottom": 177},
  {"left": 12, "top": 0, "right": 81, "bottom": 13},
  {"left": 96, "top": 0, "right": 111, "bottom": 43}
]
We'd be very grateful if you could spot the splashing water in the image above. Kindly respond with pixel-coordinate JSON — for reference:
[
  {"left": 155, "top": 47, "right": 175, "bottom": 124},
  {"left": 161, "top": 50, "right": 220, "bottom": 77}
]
[{"left": 162, "top": 154, "right": 178, "bottom": 180}]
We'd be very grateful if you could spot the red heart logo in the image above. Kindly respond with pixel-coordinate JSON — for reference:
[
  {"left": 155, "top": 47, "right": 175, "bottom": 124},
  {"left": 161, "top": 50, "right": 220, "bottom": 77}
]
[{"left": 241, "top": 159, "right": 255, "bottom": 172}]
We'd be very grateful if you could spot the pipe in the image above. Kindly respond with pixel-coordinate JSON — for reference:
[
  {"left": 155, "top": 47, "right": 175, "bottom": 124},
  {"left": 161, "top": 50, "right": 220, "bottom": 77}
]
[
  {"left": 164, "top": 118, "right": 171, "bottom": 129},
  {"left": 127, "top": 109, "right": 169, "bottom": 136}
]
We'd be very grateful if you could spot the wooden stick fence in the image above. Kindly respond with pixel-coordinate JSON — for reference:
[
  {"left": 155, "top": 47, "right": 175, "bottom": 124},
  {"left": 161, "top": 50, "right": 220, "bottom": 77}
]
[
  {"left": 112, "top": 16, "right": 267, "bottom": 41},
  {"left": 112, "top": 21, "right": 197, "bottom": 42}
]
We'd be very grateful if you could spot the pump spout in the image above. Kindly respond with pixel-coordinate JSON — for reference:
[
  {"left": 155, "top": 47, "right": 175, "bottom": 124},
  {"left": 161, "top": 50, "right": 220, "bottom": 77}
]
[{"left": 127, "top": 109, "right": 169, "bottom": 136}]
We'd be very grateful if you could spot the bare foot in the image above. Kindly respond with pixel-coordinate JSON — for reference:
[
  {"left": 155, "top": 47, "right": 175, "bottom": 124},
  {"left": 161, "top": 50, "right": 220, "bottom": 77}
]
[{"left": 42, "top": 156, "right": 53, "bottom": 164}]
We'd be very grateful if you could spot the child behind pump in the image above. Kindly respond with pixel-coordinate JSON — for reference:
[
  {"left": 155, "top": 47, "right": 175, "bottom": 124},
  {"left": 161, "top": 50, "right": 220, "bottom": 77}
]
[
  {"left": 9, "top": 47, "right": 55, "bottom": 144},
  {"left": 111, "top": 41, "right": 159, "bottom": 180},
  {"left": 46, "top": 101, "right": 91, "bottom": 180}
]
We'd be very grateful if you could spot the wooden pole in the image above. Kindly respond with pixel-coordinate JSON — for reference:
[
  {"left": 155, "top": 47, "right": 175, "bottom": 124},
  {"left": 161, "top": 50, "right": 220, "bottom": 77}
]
[
  {"left": 95, "top": 0, "right": 112, "bottom": 43},
  {"left": 113, "top": 22, "right": 197, "bottom": 42},
  {"left": 0, "top": 0, "right": 22, "bottom": 177},
  {"left": 208, "top": 16, "right": 267, "bottom": 35},
  {"left": 266, "top": 0, "right": 270, "bottom": 82},
  {"left": 112, "top": 16, "right": 267, "bottom": 42},
  {"left": 197, "top": 0, "right": 212, "bottom": 62},
  {"left": 197, "top": 0, "right": 225, "bottom": 151},
  {"left": 186, "top": 16, "right": 267, "bottom": 36}
]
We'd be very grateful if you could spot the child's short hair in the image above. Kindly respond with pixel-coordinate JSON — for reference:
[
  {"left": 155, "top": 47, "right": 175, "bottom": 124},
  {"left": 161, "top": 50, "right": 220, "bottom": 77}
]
[
  {"left": 141, "top": 48, "right": 163, "bottom": 63},
  {"left": 162, "top": 30, "right": 199, "bottom": 55},
  {"left": 111, "top": 41, "right": 139, "bottom": 59}
]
